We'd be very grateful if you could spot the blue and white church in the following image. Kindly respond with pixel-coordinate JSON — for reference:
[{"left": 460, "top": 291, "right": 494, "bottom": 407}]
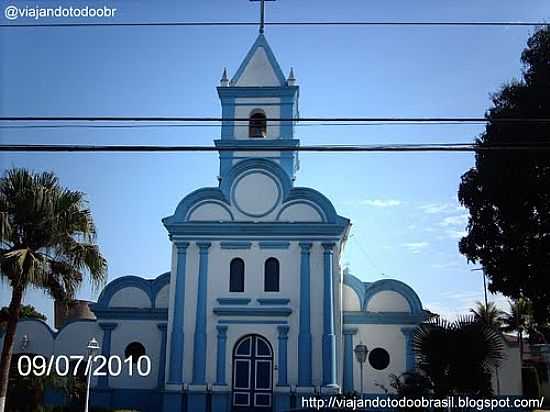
[{"left": 4, "top": 29, "right": 522, "bottom": 412}]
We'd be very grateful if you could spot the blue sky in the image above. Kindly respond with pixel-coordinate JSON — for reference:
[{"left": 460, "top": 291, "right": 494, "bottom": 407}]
[{"left": 1, "top": 0, "right": 549, "bottom": 324}]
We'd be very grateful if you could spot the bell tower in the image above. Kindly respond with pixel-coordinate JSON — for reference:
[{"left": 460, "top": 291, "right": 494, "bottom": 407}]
[{"left": 215, "top": 33, "right": 300, "bottom": 183}]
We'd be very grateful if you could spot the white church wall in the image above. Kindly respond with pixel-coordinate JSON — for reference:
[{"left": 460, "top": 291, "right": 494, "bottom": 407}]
[
  {"left": 352, "top": 325, "right": 408, "bottom": 394},
  {"left": 233, "top": 48, "right": 282, "bottom": 87},
  {"left": 108, "top": 320, "right": 161, "bottom": 390},
  {"left": 342, "top": 284, "right": 362, "bottom": 311},
  {"left": 55, "top": 321, "right": 101, "bottom": 357},
  {"left": 183, "top": 242, "right": 200, "bottom": 384},
  {"left": 188, "top": 202, "right": 233, "bottom": 221},
  {"left": 366, "top": 291, "right": 410, "bottom": 313},
  {"left": 231, "top": 171, "right": 281, "bottom": 218},
  {"left": 492, "top": 340, "right": 522, "bottom": 395},
  {"left": 277, "top": 203, "right": 324, "bottom": 222},
  {"left": 155, "top": 284, "right": 170, "bottom": 308},
  {"left": 109, "top": 287, "right": 151, "bottom": 309},
  {"left": 164, "top": 244, "right": 177, "bottom": 388},
  {"left": 8, "top": 320, "right": 54, "bottom": 356},
  {"left": 309, "top": 243, "right": 326, "bottom": 387}
]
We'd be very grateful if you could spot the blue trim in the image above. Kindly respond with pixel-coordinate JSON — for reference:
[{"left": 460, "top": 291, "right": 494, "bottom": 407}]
[
  {"left": 163, "top": 188, "right": 233, "bottom": 226},
  {"left": 15, "top": 319, "right": 100, "bottom": 344},
  {"left": 165, "top": 222, "right": 348, "bottom": 238},
  {"left": 257, "top": 298, "right": 290, "bottom": 305},
  {"left": 168, "top": 243, "right": 188, "bottom": 384},
  {"left": 401, "top": 327, "right": 417, "bottom": 372},
  {"left": 298, "top": 242, "right": 312, "bottom": 386},
  {"left": 220, "top": 241, "right": 252, "bottom": 249},
  {"left": 277, "top": 325, "right": 289, "bottom": 386},
  {"left": 192, "top": 242, "right": 211, "bottom": 384},
  {"left": 218, "top": 320, "right": 288, "bottom": 325},
  {"left": 230, "top": 169, "right": 282, "bottom": 218},
  {"left": 343, "top": 311, "right": 428, "bottom": 325},
  {"left": 343, "top": 328, "right": 358, "bottom": 394},
  {"left": 213, "top": 307, "right": 292, "bottom": 317},
  {"left": 220, "top": 97, "right": 236, "bottom": 139},
  {"left": 363, "top": 279, "right": 423, "bottom": 314},
  {"left": 218, "top": 86, "right": 298, "bottom": 99},
  {"left": 93, "top": 272, "right": 170, "bottom": 313},
  {"left": 230, "top": 33, "right": 287, "bottom": 86},
  {"left": 98, "top": 322, "right": 117, "bottom": 389},
  {"left": 216, "top": 325, "right": 228, "bottom": 385},
  {"left": 91, "top": 308, "right": 168, "bottom": 320},
  {"left": 217, "top": 298, "right": 251, "bottom": 305},
  {"left": 343, "top": 273, "right": 368, "bottom": 309},
  {"left": 322, "top": 242, "right": 337, "bottom": 387},
  {"left": 187, "top": 200, "right": 235, "bottom": 221},
  {"left": 284, "top": 188, "right": 343, "bottom": 224},
  {"left": 91, "top": 388, "right": 163, "bottom": 412},
  {"left": 258, "top": 241, "right": 290, "bottom": 249},
  {"left": 157, "top": 323, "right": 167, "bottom": 388},
  {"left": 162, "top": 391, "right": 183, "bottom": 412},
  {"left": 215, "top": 139, "right": 299, "bottom": 149}
]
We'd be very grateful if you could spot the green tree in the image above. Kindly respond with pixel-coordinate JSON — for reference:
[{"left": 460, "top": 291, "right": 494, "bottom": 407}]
[
  {"left": 501, "top": 298, "right": 531, "bottom": 361},
  {"left": 0, "top": 304, "right": 47, "bottom": 334},
  {"left": 0, "top": 169, "right": 107, "bottom": 412},
  {"left": 470, "top": 301, "right": 503, "bottom": 328},
  {"left": 458, "top": 26, "right": 550, "bottom": 328},
  {"left": 412, "top": 316, "right": 504, "bottom": 396}
]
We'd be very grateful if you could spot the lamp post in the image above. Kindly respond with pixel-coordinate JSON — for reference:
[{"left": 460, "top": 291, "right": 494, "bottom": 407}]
[
  {"left": 84, "top": 337, "right": 100, "bottom": 412},
  {"left": 354, "top": 344, "right": 368, "bottom": 396}
]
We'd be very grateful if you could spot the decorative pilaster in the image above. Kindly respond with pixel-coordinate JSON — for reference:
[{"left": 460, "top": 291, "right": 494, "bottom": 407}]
[
  {"left": 343, "top": 328, "right": 358, "bottom": 394},
  {"left": 216, "top": 325, "right": 228, "bottom": 385},
  {"left": 168, "top": 241, "right": 189, "bottom": 384},
  {"left": 157, "top": 323, "right": 167, "bottom": 388},
  {"left": 322, "top": 242, "right": 337, "bottom": 387},
  {"left": 401, "top": 327, "right": 416, "bottom": 372},
  {"left": 298, "top": 242, "right": 312, "bottom": 386},
  {"left": 277, "top": 325, "right": 289, "bottom": 385},
  {"left": 98, "top": 322, "right": 117, "bottom": 388},
  {"left": 192, "top": 241, "right": 211, "bottom": 384}
]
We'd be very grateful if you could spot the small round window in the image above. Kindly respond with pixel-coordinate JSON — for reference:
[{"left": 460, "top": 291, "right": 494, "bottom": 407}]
[
  {"left": 125, "top": 342, "right": 146, "bottom": 363},
  {"left": 368, "top": 347, "right": 390, "bottom": 370}
]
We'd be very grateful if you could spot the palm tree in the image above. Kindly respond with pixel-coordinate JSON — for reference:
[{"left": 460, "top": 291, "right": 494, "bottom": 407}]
[
  {"left": 412, "top": 315, "right": 504, "bottom": 396},
  {"left": 501, "top": 298, "right": 531, "bottom": 361},
  {"left": 0, "top": 168, "right": 107, "bottom": 412},
  {"left": 470, "top": 301, "right": 503, "bottom": 328}
]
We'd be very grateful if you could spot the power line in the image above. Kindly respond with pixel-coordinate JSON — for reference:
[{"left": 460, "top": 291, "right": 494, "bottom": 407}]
[
  {"left": 0, "top": 121, "right": 488, "bottom": 129},
  {"left": 3, "top": 143, "right": 550, "bottom": 152},
  {"left": 1, "top": 21, "right": 547, "bottom": 29},
  {"left": 2, "top": 116, "right": 550, "bottom": 123}
]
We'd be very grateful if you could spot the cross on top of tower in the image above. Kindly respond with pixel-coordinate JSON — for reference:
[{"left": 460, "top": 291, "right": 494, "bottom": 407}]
[{"left": 249, "top": 0, "right": 276, "bottom": 33}]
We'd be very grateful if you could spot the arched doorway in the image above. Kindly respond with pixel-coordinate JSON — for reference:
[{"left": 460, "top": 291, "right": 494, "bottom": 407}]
[{"left": 232, "top": 334, "right": 273, "bottom": 411}]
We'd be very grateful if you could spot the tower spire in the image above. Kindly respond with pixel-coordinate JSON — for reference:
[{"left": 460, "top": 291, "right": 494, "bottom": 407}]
[{"left": 250, "top": 0, "right": 275, "bottom": 34}]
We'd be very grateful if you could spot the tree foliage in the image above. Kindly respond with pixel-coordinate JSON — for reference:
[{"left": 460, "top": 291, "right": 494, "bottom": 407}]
[
  {"left": 470, "top": 301, "right": 503, "bottom": 328},
  {"left": 458, "top": 26, "right": 550, "bottom": 325},
  {"left": 412, "top": 316, "right": 504, "bottom": 396},
  {"left": 0, "top": 168, "right": 107, "bottom": 412}
]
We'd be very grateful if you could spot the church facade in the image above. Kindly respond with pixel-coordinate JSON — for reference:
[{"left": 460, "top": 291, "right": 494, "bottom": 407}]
[{"left": 3, "top": 32, "right": 521, "bottom": 412}]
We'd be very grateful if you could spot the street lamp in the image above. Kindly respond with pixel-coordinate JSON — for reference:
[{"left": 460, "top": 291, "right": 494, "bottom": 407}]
[
  {"left": 354, "top": 343, "right": 368, "bottom": 395},
  {"left": 84, "top": 337, "right": 100, "bottom": 412}
]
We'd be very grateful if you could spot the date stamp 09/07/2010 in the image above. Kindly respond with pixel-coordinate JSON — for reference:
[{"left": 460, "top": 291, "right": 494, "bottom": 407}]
[{"left": 15, "top": 354, "right": 152, "bottom": 378}]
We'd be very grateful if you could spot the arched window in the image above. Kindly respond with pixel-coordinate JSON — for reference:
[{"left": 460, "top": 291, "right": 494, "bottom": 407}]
[
  {"left": 249, "top": 110, "right": 267, "bottom": 138},
  {"left": 264, "top": 258, "right": 280, "bottom": 292},
  {"left": 230, "top": 258, "right": 245, "bottom": 292},
  {"left": 125, "top": 342, "right": 146, "bottom": 363}
]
